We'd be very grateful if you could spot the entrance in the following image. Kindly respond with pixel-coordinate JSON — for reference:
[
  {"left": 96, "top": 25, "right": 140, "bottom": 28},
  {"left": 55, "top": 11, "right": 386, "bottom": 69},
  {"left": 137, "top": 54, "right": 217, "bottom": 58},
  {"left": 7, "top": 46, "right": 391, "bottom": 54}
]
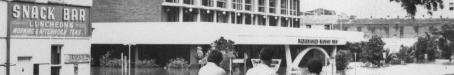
[{"left": 16, "top": 56, "right": 32, "bottom": 75}]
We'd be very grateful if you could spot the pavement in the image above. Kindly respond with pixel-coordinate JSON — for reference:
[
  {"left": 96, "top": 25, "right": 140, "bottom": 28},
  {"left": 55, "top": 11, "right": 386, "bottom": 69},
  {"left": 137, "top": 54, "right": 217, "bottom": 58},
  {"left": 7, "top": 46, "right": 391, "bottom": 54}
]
[{"left": 343, "top": 59, "right": 454, "bottom": 75}]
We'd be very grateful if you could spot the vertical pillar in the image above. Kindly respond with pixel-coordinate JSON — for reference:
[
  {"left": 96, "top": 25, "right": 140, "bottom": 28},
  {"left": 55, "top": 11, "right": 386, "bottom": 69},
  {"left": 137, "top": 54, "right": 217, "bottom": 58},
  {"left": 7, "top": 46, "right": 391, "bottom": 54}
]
[
  {"left": 242, "top": 14, "right": 246, "bottom": 24},
  {"left": 179, "top": 7, "right": 184, "bottom": 22},
  {"left": 277, "top": 17, "right": 281, "bottom": 26},
  {"left": 213, "top": 11, "right": 217, "bottom": 22},
  {"left": 227, "top": 12, "right": 232, "bottom": 23},
  {"left": 265, "top": 16, "right": 269, "bottom": 26},
  {"left": 276, "top": 0, "right": 281, "bottom": 14},
  {"left": 213, "top": 0, "right": 218, "bottom": 7},
  {"left": 331, "top": 46, "right": 338, "bottom": 75},
  {"left": 284, "top": 45, "right": 293, "bottom": 72},
  {"left": 252, "top": 15, "right": 256, "bottom": 25},
  {"left": 197, "top": 9, "right": 201, "bottom": 22}
]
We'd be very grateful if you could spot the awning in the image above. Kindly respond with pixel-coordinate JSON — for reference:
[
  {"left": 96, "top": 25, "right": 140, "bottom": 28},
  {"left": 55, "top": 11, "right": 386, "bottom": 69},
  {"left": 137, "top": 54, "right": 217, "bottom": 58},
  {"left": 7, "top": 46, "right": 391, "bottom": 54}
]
[{"left": 91, "top": 22, "right": 365, "bottom": 45}]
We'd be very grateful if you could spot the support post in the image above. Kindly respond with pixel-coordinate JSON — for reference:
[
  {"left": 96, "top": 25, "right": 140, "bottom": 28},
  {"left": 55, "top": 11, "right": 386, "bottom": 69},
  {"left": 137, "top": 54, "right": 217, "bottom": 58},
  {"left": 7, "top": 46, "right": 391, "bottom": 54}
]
[
  {"left": 284, "top": 45, "right": 292, "bottom": 72},
  {"left": 179, "top": 7, "right": 184, "bottom": 22}
]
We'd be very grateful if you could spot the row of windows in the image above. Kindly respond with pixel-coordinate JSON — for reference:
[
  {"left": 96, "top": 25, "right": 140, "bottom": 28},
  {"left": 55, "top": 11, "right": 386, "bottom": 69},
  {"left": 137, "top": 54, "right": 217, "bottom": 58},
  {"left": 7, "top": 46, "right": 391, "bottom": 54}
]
[{"left": 165, "top": 0, "right": 299, "bottom": 15}]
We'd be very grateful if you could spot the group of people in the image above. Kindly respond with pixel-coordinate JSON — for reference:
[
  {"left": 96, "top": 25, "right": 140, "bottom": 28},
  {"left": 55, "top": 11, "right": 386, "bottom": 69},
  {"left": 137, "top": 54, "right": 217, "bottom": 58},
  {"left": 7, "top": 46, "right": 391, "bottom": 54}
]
[{"left": 198, "top": 48, "right": 277, "bottom": 75}]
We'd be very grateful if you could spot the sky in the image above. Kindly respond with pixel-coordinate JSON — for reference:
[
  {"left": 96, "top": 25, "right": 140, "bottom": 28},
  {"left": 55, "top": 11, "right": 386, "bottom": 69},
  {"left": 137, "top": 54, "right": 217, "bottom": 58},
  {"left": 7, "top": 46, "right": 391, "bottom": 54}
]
[{"left": 300, "top": 0, "right": 454, "bottom": 19}]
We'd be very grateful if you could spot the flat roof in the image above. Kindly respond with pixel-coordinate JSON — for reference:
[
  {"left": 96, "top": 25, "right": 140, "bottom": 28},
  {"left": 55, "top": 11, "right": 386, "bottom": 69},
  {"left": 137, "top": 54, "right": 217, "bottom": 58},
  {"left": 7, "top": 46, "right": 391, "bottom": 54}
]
[{"left": 91, "top": 22, "right": 365, "bottom": 45}]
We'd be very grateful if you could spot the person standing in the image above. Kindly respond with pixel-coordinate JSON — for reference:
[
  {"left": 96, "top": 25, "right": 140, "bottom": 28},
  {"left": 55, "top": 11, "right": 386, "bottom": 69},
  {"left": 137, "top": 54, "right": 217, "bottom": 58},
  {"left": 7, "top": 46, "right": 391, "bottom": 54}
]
[
  {"left": 246, "top": 48, "right": 277, "bottom": 75},
  {"left": 198, "top": 50, "right": 226, "bottom": 75}
]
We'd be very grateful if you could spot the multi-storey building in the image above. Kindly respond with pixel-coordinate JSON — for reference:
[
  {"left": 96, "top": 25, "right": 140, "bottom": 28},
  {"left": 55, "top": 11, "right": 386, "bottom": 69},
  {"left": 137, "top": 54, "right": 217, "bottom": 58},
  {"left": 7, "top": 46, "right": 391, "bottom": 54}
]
[{"left": 93, "top": 0, "right": 301, "bottom": 28}]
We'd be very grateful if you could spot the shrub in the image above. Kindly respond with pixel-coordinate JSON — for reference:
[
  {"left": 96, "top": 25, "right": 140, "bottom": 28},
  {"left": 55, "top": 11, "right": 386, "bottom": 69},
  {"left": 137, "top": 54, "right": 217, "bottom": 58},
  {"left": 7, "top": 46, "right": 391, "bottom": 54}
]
[
  {"left": 336, "top": 50, "right": 351, "bottom": 70},
  {"left": 135, "top": 59, "right": 160, "bottom": 68},
  {"left": 166, "top": 58, "right": 190, "bottom": 69}
]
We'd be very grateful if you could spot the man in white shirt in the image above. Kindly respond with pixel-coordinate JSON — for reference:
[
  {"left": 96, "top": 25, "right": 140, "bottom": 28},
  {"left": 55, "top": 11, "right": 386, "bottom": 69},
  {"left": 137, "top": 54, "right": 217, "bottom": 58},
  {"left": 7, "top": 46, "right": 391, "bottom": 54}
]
[
  {"left": 198, "top": 50, "right": 226, "bottom": 75},
  {"left": 246, "top": 48, "right": 277, "bottom": 75}
]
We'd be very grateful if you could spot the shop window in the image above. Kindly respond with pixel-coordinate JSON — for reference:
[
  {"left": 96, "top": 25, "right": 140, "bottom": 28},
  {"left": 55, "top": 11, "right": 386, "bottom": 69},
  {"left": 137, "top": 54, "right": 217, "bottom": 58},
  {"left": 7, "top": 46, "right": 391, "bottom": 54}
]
[
  {"left": 306, "top": 25, "right": 311, "bottom": 29},
  {"left": 165, "top": 0, "right": 179, "bottom": 3},
  {"left": 51, "top": 67, "right": 61, "bottom": 75},
  {"left": 325, "top": 25, "right": 331, "bottom": 30},
  {"left": 34, "top": 64, "right": 39, "bottom": 75},
  {"left": 51, "top": 45, "right": 62, "bottom": 64}
]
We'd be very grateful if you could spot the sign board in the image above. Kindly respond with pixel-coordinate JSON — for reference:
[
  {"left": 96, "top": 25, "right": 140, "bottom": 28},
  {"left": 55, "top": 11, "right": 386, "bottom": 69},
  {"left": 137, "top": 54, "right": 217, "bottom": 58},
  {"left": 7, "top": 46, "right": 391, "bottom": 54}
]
[
  {"left": 8, "top": 2, "right": 91, "bottom": 37},
  {"left": 251, "top": 59, "right": 281, "bottom": 72},
  {"left": 232, "top": 59, "right": 245, "bottom": 63},
  {"left": 65, "top": 54, "right": 90, "bottom": 64},
  {"left": 298, "top": 39, "right": 338, "bottom": 45}
]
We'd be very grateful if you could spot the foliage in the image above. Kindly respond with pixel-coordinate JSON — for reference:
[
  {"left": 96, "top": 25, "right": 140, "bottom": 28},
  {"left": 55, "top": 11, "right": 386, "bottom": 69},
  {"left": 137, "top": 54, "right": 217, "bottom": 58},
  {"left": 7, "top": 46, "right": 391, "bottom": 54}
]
[
  {"left": 414, "top": 37, "right": 439, "bottom": 62},
  {"left": 346, "top": 41, "right": 368, "bottom": 62},
  {"left": 213, "top": 37, "right": 238, "bottom": 71},
  {"left": 362, "top": 36, "right": 386, "bottom": 66},
  {"left": 135, "top": 59, "right": 160, "bottom": 68},
  {"left": 336, "top": 50, "right": 352, "bottom": 70},
  {"left": 390, "top": 0, "right": 444, "bottom": 19},
  {"left": 431, "top": 24, "right": 454, "bottom": 59},
  {"left": 397, "top": 45, "right": 416, "bottom": 63},
  {"left": 166, "top": 58, "right": 190, "bottom": 69}
]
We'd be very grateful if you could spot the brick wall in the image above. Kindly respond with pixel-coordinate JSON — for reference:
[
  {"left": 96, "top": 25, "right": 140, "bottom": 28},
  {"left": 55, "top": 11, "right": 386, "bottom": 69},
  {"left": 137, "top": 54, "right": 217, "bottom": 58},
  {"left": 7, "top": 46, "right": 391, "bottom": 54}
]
[{"left": 92, "top": 0, "right": 163, "bottom": 22}]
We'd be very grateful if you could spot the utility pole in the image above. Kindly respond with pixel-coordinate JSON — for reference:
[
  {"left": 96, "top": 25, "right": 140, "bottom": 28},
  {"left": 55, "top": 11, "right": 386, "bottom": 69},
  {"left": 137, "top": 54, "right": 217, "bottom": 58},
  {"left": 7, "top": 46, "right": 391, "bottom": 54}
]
[{"left": 5, "top": 2, "right": 11, "bottom": 74}]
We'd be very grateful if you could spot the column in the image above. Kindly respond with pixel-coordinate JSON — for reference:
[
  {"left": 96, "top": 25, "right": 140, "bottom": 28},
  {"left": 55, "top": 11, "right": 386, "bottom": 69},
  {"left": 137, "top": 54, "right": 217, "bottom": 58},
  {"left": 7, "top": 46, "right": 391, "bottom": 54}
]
[
  {"left": 276, "top": 0, "right": 281, "bottom": 14},
  {"left": 265, "top": 0, "right": 269, "bottom": 13},
  {"left": 277, "top": 17, "right": 281, "bottom": 26},
  {"left": 227, "top": 12, "right": 232, "bottom": 23},
  {"left": 179, "top": 7, "right": 184, "bottom": 22},
  {"left": 265, "top": 16, "right": 269, "bottom": 26},
  {"left": 287, "top": 0, "right": 290, "bottom": 16},
  {"left": 284, "top": 45, "right": 293, "bottom": 72},
  {"left": 252, "top": 14, "right": 256, "bottom": 25},
  {"left": 197, "top": 9, "right": 201, "bottom": 22},
  {"left": 242, "top": 14, "right": 246, "bottom": 24},
  {"left": 213, "top": 11, "right": 217, "bottom": 22},
  {"left": 213, "top": 0, "right": 218, "bottom": 7}
]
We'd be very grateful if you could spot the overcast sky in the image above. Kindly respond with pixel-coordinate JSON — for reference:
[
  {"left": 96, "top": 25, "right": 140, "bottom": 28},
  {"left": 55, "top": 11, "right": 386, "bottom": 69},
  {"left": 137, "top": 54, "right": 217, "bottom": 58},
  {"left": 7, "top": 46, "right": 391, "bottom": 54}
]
[{"left": 300, "top": 0, "right": 454, "bottom": 19}]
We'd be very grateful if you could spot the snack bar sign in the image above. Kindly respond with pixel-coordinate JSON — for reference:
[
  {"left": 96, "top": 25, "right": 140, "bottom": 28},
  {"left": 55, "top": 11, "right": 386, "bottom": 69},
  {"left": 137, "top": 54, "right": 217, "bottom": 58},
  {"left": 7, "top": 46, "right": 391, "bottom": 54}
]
[{"left": 8, "top": 2, "right": 90, "bottom": 37}]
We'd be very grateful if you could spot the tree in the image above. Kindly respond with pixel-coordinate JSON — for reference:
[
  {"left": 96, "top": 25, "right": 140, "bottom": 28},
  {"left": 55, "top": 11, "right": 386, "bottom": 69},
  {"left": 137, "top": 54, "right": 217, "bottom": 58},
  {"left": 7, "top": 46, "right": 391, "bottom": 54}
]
[
  {"left": 390, "top": 0, "right": 444, "bottom": 19},
  {"left": 362, "top": 36, "right": 386, "bottom": 66},
  {"left": 413, "top": 37, "right": 438, "bottom": 62},
  {"left": 431, "top": 24, "right": 454, "bottom": 60},
  {"left": 212, "top": 37, "right": 237, "bottom": 71}
]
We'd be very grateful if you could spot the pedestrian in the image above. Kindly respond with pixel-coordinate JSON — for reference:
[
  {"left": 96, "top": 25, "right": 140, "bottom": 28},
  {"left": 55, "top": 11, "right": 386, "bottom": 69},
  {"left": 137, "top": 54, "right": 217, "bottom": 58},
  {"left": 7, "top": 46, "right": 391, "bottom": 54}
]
[
  {"left": 246, "top": 47, "right": 277, "bottom": 75},
  {"left": 198, "top": 50, "right": 226, "bottom": 75},
  {"left": 307, "top": 58, "right": 323, "bottom": 75}
]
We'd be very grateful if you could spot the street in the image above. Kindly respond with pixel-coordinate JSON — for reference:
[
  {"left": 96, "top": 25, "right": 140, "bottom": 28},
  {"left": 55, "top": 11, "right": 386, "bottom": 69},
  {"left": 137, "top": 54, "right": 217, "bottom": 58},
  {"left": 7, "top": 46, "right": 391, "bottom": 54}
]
[{"left": 344, "top": 59, "right": 454, "bottom": 75}]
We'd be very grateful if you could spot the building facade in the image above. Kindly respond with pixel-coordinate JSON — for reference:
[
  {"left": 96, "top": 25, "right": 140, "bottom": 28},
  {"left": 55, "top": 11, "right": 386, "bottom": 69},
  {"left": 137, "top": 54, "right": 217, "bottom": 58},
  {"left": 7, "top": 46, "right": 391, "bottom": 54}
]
[
  {"left": 92, "top": 0, "right": 301, "bottom": 28},
  {"left": 0, "top": 0, "right": 92, "bottom": 75}
]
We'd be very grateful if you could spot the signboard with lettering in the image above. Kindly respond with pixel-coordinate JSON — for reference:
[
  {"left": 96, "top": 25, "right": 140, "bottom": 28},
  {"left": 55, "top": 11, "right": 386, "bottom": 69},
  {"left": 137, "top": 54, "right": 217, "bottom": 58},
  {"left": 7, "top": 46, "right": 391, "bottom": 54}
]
[
  {"left": 8, "top": 2, "right": 90, "bottom": 37},
  {"left": 65, "top": 54, "right": 90, "bottom": 64},
  {"left": 298, "top": 39, "right": 339, "bottom": 45}
]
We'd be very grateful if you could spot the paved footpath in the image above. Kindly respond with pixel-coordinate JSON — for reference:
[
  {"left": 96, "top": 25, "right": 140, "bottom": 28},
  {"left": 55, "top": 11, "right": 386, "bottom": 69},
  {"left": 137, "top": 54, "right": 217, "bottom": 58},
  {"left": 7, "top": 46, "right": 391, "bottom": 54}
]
[{"left": 344, "top": 59, "right": 454, "bottom": 75}]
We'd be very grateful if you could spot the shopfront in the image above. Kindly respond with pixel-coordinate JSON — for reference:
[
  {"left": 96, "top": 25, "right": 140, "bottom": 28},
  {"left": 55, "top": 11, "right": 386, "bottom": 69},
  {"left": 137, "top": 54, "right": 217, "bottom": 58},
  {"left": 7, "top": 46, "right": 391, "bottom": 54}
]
[
  {"left": 0, "top": 1, "right": 92, "bottom": 75},
  {"left": 90, "top": 22, "right": 364, "bottom": 75}
]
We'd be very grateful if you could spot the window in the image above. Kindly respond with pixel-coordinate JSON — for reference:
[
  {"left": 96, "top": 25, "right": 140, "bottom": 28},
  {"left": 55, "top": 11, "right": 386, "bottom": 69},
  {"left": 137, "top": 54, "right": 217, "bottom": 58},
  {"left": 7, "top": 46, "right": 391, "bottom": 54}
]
[
  {"left": 232, "top": 0, "right": 243, "bottom": 10},
  {"left": 306, "top": 25, "right": 311, "bottom": 29},
  {"left": 51, "top": 45, "right": 62, "bottom": 64},
  {"left": 245, "top": 0, "right": 252, "bottom": 11},
  {"left": 217, "top": 0, "right": 226, "bottom": 8},
  {"left": 184, "top": 0, "right": 194, "bottom": 5},
  {"left": 165, "top": 0, "right": 179, "bottom": 3},
  {"left": 202, "top": 0, "right": 213, "bottom": 7},
  {"left": 281, "top": 0, "right": 287, "bottom": 15},
  {"left": 34, "top": 64, "right": 39, "bottom": 75},
  {"left": 269, "top": 0, "right": 276, "bottom": 13},
  {"left": 324, "top": 25, "right": 331, "bottom": 30},
  {"left": 258, "top": 0, "right": 265, "bottom": 12},
  {"left": 450, "top": 7, "right": 454, "bottom": 11}
]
